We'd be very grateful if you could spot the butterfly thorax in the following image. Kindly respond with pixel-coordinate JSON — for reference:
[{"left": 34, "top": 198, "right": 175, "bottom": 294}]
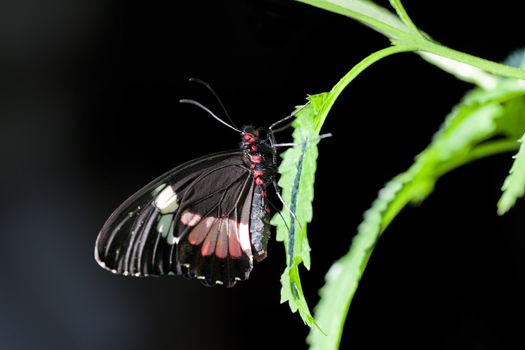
[{"left": 240, "top": 126, "right": 277, "bottom": 186}]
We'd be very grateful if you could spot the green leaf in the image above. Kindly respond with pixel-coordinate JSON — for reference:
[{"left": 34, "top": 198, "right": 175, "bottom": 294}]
[
  {"left": 308, "top": 79, "right": 516, "bottom": 350},
  {"left": 495, "top": 96, "right": 525, "bottom": 138},
  {"left": 307, "top": 172, "right": 415, "bottom": 350},
  {"left": 271, "top": 44, "right": 523, "bottom": 339},
  {"left": 498, "top": 133, "right": 525, "bottom": 215},
  {"left": 272, "top": 46, "right": 410, "bottom": 329},
  {"left": 272, "top": 46, "right": 409, "bottom": 329},
  {"left": 463, "top": 80, "right": 525, "bottom": 106},
  {"left": 271, "top": 95, "right": 327, "bottom": 329}
]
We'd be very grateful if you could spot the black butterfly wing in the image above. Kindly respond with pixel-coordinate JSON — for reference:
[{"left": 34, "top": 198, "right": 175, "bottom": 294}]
[{"left": 95, "top": 151, "right": 256, "bottom": 287}]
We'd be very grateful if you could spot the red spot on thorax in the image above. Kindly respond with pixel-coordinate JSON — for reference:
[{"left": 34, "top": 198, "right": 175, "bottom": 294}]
[
  {"left": 243, "top": 133, "right": 256, "bottom": 144},
  {"left": 255, "top": 178, "right": 264, "bottom": 185}
]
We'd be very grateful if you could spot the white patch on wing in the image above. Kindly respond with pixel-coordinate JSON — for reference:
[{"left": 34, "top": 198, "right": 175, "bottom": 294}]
[
  {"left": 157, "top": 214, "right": 173, "bottom": 238},
  {"left": 239, "top": 186, "right": 254, "bottom": 257},
  {"left": 166, "top": 221, "right": 177, "bottom": 245},
  {"left": 154, "top": 185, "right": 179, "bottom": 214}
]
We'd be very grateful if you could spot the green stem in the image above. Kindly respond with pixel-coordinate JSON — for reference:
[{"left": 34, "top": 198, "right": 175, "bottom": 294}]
[
  {"left": 389, "top": 0, "right": 421, "bottom": 35},
  {"left": 297, "top": 0, "right": 409, "bottom": 40},
  {"left": 298, "top": 0, "right": 525, "bottom": 81},
  {"left": 413, "top": 40, "right": 525, "bottom": 81},
  {"left": 435, "top": 139, "right": 519, "bottom": 177},
  {"left": 315, "top": 45, "right": 413, "bottom": 131}
]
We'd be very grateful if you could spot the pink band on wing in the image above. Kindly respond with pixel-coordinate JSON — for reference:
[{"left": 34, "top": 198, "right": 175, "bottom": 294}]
[
  {"left": 188, "top": 216, "right": 244, "bottom": 259},
  {"left": 228, "top": 218, "right": 242, "bottom": 258},
  {"left": 201, "top": 224, "right": 219, "bottom": 256},
  {"left": 214, "top": 219, "right": 229, "bottom": 259},
  {"left": 186, "top": 186, "right": 254, "bottom": 259},
  {"left": 181, "top": 210, "right": 202, "bottom": 227},
  {"left": 188, "top": 216, "right": 215, "bottom": 245}
]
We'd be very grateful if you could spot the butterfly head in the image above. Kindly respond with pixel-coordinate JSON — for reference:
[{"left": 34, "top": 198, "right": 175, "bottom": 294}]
[{"left": 241, "top": 126, "right": 275, "bottom": 153}]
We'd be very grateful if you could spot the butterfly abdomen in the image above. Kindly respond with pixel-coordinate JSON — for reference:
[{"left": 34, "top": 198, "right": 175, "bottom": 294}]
[{"left": 241, "top": 126, "right": 276, "bottom": 261}]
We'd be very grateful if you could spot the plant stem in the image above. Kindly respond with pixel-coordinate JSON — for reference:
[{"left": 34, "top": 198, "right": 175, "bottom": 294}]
[
  {"left": 297, "top": 0, "right": 409, "bottom": 39},
  {"left": 316, "top": 45, "right": 413, "bottom": 131},
  {"left": 435, "top": 139, "right": 519, "bottom": 177},
  {"left": 389, "top": 0, "right": 421, "bottom": 35},
  {"left": 298, "top": 0, "right": 525, "bottom": 81},
  {"left": 412, "top": 40, "right": 525, "bottom": 81}
]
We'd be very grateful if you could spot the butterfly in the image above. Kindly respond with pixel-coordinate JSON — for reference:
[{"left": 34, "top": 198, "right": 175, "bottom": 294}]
[{"left": 94, "top": 81, "right": 293, "bottom": 287}]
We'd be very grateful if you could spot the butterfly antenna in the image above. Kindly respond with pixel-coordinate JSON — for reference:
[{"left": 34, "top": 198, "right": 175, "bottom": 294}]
[
  {"left": 273, "top": 133, "right": 333, "bottom": 148},
  {"left": 272, "top": 181, "right": 301, "bottom": 228},
  {"left": 269, "top": 187, "right": 305, "bottom": 249},
  {"left": 188, "top": 78, "right": 240, "bottom": 131},
  {"left": 269, "top": 101, "right": 311, "bottom": 132},
  {"left": 179, "top": 99, "right": 241, "bottom": 133},
  {"left": 267, "top": 198, "right": 292, "bottom": 232}
]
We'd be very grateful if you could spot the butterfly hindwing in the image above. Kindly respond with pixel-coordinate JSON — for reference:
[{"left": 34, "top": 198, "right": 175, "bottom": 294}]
[{"left": 95, "top": 151, "right": 256, "bottom": 286}]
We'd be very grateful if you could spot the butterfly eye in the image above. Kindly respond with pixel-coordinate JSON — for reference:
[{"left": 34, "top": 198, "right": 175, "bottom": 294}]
[{"left": 257, "top": 128, "right": 269, "bottom": 140}]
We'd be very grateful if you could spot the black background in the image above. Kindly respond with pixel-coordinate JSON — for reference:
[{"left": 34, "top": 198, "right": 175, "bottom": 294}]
[{"left": 1, "top": 1, "right": 525, "bottom": 349}]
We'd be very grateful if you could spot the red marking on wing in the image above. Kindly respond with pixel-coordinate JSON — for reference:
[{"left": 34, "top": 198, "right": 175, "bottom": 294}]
[
  {"left": 215, "top": 219, "right": 229, "bottom": 259},
  {"left": 255, "top": 178, "right": 264, "bottom": 185},
  {"left": 201, "top": 224, "right": 219, "bottom": 256},
  {"left": 188, "top": 216, "right": 245, "bottom": 259},
  {"left": 186, "top": 186, "right": 254, "bottom": 259},
  {"left": 228, "top": 219, "right": 242, "bottom": 258},
  {"left": 188, "top": 216, "right": 215, "bottom": 245}
]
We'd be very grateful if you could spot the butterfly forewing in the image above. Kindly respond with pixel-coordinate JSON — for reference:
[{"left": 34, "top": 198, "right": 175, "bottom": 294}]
[{"left": 95, "top": 151, "right": 256, "bottom": 286}]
